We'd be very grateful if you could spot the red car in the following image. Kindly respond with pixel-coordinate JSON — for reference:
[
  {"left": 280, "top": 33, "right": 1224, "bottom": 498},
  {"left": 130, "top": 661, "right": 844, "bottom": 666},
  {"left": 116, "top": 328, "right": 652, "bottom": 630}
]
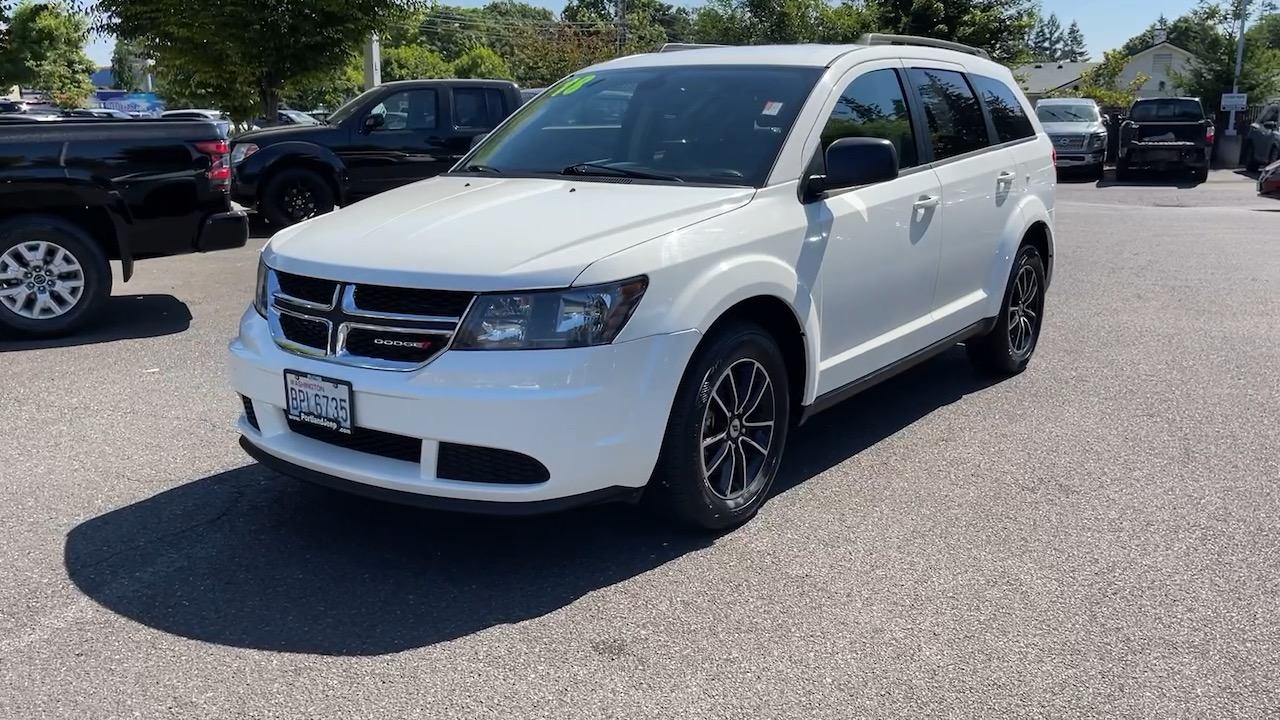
[{"left": 1258, "top": 157, "right": 1280, "bottom": 196}]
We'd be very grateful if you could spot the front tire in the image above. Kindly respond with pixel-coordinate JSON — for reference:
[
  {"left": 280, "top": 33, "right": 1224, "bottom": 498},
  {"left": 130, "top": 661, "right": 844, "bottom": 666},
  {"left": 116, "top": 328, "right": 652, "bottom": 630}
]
[
  {"left": 0, "top": 214, "right": 111, "bottom": 339},
  {"left": 646, "top": 320, "right": 792, "bottom": 531},
  {"left": 261, "top": 168, "right": 335, "bottom": 228},
  {"left": 966, "top": 242, "right": 1046, "bottom": 376}
]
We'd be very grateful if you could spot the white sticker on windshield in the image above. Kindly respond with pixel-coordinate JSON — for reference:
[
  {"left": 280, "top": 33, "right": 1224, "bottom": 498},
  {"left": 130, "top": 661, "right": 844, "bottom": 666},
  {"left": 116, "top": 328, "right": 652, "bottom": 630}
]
[{"left": 762, "top": 101, "right": 783, "bottom": 116}]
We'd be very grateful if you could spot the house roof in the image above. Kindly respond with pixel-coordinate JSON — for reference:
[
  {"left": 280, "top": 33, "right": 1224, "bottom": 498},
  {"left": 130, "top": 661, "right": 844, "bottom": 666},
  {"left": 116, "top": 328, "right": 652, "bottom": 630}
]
[
  {"left": 1129, "top": 40, "right": 1195, "bottom": 58},
  {"left": 1013, "top": 61, "right": 1098, "bottom": 94}
]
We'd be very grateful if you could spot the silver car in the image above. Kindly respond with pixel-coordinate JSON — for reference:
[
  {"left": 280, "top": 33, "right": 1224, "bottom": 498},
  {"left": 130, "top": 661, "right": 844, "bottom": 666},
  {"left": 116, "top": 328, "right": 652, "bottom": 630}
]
[{"left": 1035, "top": 97, "right": 1108, "bottom": 179}]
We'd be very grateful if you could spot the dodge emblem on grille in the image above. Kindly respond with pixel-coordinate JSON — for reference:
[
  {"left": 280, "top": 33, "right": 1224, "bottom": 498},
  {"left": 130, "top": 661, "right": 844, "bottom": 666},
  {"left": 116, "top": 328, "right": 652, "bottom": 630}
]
[{"left": 373, "top": 338, "right": 433, "bottom": 349}]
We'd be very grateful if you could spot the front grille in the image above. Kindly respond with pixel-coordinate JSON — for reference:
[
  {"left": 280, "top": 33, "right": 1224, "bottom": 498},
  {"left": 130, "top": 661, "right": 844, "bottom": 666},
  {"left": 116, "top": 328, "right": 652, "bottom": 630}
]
[
  {"left": 437, "top": 443, "right": 550, "bottom": 484},
  {"left": 266, "top": 269, "right": 474, "bottom": 370},
  {"left": 287, "top": 419, "right": 422, "bottom": 463},
  {"left": 345, "top": 327, "right": 449, "bottom": 364},
  {"left": 352, "top": 284, "right": 473, "bottom": 318},
  {"left": 278, "top": 312, "right": 328, "bottom": 351},
  {"left": 276, "top": 271, "right": 338, "bottom": 305},
  {"left": 240, "top": 394, "right": 259, "bottom": 430},
  {"left": 1050, "top": 134, "right": 1086, "bottom": 150}
]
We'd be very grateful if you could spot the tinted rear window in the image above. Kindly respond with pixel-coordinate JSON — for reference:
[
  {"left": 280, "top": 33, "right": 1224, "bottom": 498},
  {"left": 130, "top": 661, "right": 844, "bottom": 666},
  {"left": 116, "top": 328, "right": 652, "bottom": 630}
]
[{"left": 1130, "top": 100, "right": 1203, "bottom": 121}]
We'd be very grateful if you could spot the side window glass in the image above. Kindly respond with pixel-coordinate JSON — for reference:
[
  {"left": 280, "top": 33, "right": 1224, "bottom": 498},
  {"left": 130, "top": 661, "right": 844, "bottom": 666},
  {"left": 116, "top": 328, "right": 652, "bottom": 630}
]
[
  {"left": 370, "top": 90, "right": 437, "bottom": 131},
  {"left": 1263, "top": 106, "right": 1278, "bottom": 123},
  {"left": 906, "top": 68, "right": 991, "bottom": 160},
  {"left": 968, "top": 74, "right": 1035, "bottom": 143},
  {"left": 453, "top": 88, "right": 490, "bottom": 128},
  {"left": 821, "top": 68, "right": 918, "bottom": 169}
]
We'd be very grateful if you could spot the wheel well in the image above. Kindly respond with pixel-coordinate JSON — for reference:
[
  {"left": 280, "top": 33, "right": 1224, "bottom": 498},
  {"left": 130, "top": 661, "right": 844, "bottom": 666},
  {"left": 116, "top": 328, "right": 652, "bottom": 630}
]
[
  {"left": 710, "top": 296, "right": 807, "bottom": 413},
  {"left": 0, "top": 206, "right": 119, "bottom": 260},
  {"left": 1022, "top": 221, "right": 1052, "bottom": 287},
  {"left": 260, "top": 158, "right": 341, "bottom": 205}
]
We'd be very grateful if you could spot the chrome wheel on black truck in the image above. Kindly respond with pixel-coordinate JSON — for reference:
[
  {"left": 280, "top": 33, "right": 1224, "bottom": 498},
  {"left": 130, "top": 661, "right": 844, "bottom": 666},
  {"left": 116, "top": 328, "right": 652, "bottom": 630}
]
[
  {"left": 646, "top": 319, "right": 791, "bottom": 531},
  {"left": 0, "top": 214, "right": 111, "bottom": 339}
]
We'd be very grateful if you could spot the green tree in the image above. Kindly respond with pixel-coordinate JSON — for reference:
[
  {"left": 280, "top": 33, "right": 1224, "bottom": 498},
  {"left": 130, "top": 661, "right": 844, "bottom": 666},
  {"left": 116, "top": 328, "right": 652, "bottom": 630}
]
[
  {"left": 1044, "top": 49, "right": 1149, "bottom": 107},
  {"left": 2, "top": 0, "right": 95, "bottom": 108},
  {"left": 281, "top": 56, "right": 363, "bottom": 111},
  {"left": 1169, "top": 0, "right": 1280, "bottom": 117},
  {"left": 1063, "top": 20, "right": 1089, "bottom": 62},
  {"left": 1029, "top": 12, "right": 1066, "bottom": 61},
  {"left": 94, "top": 0, "right": 430, "bottom": 121},
  {"left": 110, "top": 39, "right": 146, "bottom": 92},
  {"left": 868, "top": 0, "right": 1038, "bottom": 65},
  {"left": 451, "top": 46, "right": 513, "bottom": 79},
  {"left": 1120, "top": 12, "right": 1215, "bottom": 55},
  {"left": 384, "top": 45, "right": 454, "bottom": 81}
]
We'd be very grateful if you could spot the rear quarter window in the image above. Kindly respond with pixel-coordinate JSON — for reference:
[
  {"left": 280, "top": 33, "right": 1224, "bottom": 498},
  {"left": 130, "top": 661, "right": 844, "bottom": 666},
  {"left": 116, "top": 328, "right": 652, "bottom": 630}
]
[{"left": 968, "top": 74, "right": 1036, "bottom": 143}]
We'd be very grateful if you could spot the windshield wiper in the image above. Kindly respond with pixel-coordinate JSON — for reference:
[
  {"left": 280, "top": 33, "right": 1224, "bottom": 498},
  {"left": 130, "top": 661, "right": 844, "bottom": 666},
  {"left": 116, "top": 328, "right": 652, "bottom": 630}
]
[
  {"left": 460, "top": 164, "right": 503, "bottom": 173},
  {"left": 561, "top": 162, "right": 682, "bottom": 182}
]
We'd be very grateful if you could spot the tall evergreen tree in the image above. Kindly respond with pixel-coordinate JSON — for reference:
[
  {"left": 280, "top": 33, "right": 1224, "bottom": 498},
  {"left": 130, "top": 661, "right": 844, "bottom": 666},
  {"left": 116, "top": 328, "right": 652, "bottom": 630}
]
[
  {"left": 1064, "top": 20, "right": 1089, "bottom": 62},
  {"left": 1029, "top": 12, "right": 1066, "bottom": 61}
]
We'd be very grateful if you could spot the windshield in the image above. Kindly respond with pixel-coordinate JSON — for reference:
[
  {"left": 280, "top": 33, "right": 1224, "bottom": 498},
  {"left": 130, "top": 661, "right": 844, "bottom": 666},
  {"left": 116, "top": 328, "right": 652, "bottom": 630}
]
[
  {"left": 458, "top": 65, "right": 824, "bottom": 187},
  {"left": 326, "top": 87, "right": 383, "bottom": 126},
  {"left": 1036, "top": 104, "right": 1100, "bottom": 123},
  {"left": 1130, "top": 99, "right": 1203, "bottom": 121}
]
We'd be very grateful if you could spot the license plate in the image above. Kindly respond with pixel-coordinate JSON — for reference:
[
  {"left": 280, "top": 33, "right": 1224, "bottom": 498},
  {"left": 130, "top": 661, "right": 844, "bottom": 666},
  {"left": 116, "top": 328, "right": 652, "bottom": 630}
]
[{"left": 283, "top": 370, "right": 354, "bottom": 434}]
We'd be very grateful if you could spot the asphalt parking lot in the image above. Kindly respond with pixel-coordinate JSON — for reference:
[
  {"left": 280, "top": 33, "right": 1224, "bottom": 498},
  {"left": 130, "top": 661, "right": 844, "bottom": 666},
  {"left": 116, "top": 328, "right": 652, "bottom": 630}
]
[{"left": 2, "top": 170, "right": 1277, "bottom": 718}]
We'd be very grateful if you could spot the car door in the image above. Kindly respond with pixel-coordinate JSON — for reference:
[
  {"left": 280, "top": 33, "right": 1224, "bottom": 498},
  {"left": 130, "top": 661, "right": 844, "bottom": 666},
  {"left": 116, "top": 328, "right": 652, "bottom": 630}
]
[
  {"left": 444, "top": 86, "right": 513, "bottom": 168},
  {"left": 343, "top": 87, "right": 448, "bottom": 198},
  {"left": 812, "top": 60, "right": 947, "bottom": 394},
  {"left": 1252, "top": 105, "right": 1280, "bottom": 165},
  {"left": 901, "top": 63, "right": 1020, "bottom": 334}
]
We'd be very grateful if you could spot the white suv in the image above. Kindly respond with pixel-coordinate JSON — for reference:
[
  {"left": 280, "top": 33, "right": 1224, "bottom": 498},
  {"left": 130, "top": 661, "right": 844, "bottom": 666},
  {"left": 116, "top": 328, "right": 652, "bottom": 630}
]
[{"left": 229, "top": 35, "right": 1056, "bottom": 531}]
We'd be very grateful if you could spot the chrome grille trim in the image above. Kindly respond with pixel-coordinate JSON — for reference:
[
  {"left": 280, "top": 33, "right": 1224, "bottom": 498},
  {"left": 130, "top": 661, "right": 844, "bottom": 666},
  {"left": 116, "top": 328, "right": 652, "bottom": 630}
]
[{"left": 264, "top": 268, "right": 477, "bottom": 372}]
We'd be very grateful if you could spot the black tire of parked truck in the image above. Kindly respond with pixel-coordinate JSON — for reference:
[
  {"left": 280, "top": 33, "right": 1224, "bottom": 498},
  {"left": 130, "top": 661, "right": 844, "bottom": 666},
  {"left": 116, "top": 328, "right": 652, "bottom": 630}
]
[
  {"left": 261, "top": 167, "right": 336, "bottom": 228},
  {"left": 966, "top": 241, "right": 1047, "bottom": 376},
  {"left": 1192, "top": 164, "right": 1209, "bottom": 183},
  {"left": 644, "top": 319, "right": 792, "bottom": 532},
  {"left": 1245, "top": 141, "right": 1260, "bottom": 172},
  {"left": 0, "top": 214, "right": 112, "bottom": 339}
]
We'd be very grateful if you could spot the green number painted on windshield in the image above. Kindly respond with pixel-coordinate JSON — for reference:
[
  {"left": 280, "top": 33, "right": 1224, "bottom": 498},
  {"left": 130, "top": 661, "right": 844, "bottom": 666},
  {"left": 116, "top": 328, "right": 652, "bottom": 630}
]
[{"left": 549, "top": 74, "right": 595, "bottom": 96}]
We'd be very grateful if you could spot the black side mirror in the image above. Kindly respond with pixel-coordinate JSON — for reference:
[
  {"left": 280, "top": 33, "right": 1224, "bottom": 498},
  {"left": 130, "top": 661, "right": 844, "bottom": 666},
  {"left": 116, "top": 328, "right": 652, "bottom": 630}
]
[
  {"left": 1264, "top": 120, "right": 1277, "bottom": 131},
  {"left": 810, "top": 137, "right": 898, "bottom": 196},
  {"left": 363, "top": 113, "right": 385, "bottom": 131},
  {"left": 470, "top": 132, "right": 488, "bottom": 149}
]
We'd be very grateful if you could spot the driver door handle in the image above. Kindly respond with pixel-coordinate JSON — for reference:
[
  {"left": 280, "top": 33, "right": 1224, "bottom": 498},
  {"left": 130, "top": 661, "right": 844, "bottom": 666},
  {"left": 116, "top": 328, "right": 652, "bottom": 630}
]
[
  {"left": 913, "top": 195, "right": 939, "bottom": 209},
  {"left": 997, "top": 171, "right": 1016, "bottom": 184}
]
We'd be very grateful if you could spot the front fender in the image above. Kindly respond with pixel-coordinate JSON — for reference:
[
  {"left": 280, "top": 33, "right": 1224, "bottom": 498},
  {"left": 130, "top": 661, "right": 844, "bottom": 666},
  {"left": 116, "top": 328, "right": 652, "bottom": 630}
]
[
  {"left": 250, "top": 142, "right": 348, "bottom": 202},
  {"left": 629, "top": 253, "right": 822, "bottom": 406}
]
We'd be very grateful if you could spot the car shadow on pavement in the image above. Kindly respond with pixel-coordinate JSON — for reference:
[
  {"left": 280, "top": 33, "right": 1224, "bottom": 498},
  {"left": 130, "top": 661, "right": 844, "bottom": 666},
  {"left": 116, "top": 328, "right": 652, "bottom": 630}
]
[
  {"left": 0, "top": 294, "right": 192, "bottom": 351},
  {"left": 1095, "top": 173, "right": 1201, "bottom": 189},
  {"left": 62, "top": 346, "right": 1005, "bottom": 656}
]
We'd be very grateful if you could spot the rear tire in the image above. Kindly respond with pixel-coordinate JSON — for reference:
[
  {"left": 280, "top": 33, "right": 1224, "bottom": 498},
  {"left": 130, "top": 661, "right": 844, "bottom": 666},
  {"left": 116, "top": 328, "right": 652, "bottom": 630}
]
[
  {"left": 966, "top": 242, "right": 1046, "bottom": 376},
  {"left": 1192, "top": 164, "right": 1209, "bottom": 183},
  {"left": 1245, "top": 141, "right": 1260, "bottom": 171},
  {"left": 1115, "top": 158, "right": 1131, "bottom": 181},
  {"left": 645, "top": 320, "right": 792, "bottom": 532},
  {"left": 0, "top": 214, "right": 112, "bottom": 339},
  {"left": 262, "top": 167, "right": 335, "bottom": 228}
]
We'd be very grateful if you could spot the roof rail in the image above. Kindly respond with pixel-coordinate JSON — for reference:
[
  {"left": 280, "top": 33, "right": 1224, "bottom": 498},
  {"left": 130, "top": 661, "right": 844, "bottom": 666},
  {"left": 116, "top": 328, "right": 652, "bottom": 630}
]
[
  {"left": 658, "top": 43, "right": 726, "bottom": 53},
  {"left": 857, "top": 33, "right": 991, "bottom": 60}
]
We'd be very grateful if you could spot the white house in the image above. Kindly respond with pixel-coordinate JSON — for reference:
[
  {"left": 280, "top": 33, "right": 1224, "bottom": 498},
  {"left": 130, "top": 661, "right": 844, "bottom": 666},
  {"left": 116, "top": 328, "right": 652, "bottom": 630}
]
[{"left": 1014, "top": 41, "right": 1198, "bottom": 102}]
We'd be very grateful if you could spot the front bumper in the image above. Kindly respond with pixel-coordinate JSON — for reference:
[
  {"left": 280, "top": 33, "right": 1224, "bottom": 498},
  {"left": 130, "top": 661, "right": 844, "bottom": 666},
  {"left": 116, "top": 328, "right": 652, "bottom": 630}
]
[
  {"left": 228, "top": 308, "right": 702, "bottom": 509},
  {"left": 1054, "top": 150, "right": 1105, "bottom": 168}
]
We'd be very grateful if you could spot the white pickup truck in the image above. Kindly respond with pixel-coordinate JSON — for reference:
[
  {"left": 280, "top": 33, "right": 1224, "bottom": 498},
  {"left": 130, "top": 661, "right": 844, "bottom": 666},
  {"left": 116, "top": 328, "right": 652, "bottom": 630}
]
[{"left": 229, "top": 35, "right": 1057, "bottom": 532}]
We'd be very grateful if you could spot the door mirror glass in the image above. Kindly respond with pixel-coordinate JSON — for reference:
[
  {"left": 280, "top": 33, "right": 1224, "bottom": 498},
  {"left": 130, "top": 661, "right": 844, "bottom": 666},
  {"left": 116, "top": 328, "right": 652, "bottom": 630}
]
[
  {"left": 1264, "top": 120, "right": 1278, "bottom": 131},
  {"left": 816, "top": 137, "right": 898, "bottom": 193},
  {"left": 470, "top": 132, "right": 488, "bottom": 149},
  {"left": 363, "top": 113, "right": 385, "bottom": 131}
]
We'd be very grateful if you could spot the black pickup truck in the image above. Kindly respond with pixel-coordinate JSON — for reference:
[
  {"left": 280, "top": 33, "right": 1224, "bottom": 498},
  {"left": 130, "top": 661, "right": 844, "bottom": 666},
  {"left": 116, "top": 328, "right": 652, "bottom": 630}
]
[
  {"left": 230, "top": 79, "right": 524, "bottom": 226},
  {"left": 0, "top": 118, "right": 248, "bottom": 338},
  {"left": 1116, "top": 97, "right": 1215, "bottom": 182}
]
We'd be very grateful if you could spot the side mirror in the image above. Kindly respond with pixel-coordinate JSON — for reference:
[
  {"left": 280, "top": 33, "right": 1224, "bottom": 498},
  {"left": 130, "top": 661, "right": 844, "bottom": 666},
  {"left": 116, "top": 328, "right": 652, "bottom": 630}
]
[
  {"left": 811, "top": 137, "right": 898, "bottom": 195},
  {"left": 1264, "top": 120, "right": 1277, "bottom": 131},
  {"left": 470, "top": 132, "right": 488, "bottom": 149},
  {"left": 362, "top": 113, "right": 385, "bottom": 131}
]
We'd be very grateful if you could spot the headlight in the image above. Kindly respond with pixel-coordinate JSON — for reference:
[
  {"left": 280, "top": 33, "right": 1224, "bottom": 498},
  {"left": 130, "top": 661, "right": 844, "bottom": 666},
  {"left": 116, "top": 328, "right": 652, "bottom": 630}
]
[
  {"left": 231, "top": 143, "right": 258, "bottom": 165},
  {"left": 453, "top": 277, "right": 648, "bottom": 350},
  {"left": 253, "top": 256, "right": 269, "bottom": 317},
  {"left": 1089, "top": 132, "right": 1107, "bottom": 148}
]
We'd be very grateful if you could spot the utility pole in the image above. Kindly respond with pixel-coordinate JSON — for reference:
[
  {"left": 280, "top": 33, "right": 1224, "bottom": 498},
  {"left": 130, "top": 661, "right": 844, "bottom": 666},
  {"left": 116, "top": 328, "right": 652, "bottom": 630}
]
[
  {"left": 1227, "top": 0, "right": 1249, "bottom": 136},
  {"left": 363, "top": 33, "right": 382, "bottom": 91},
  {"left": 616, "top": 0, "right": 625, "bottom": 54}
]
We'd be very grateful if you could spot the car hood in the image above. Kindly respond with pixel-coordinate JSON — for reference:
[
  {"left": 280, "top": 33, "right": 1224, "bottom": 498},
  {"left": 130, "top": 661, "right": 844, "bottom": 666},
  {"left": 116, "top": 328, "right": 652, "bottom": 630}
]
[
  {"left": 234, "top": 123, "right": 339, "bottom": 145},
  {"left": 1041, "top": 120, "right": 1107, "bottom": 135},
  {"left": 263, "top": 175, "right": 756, "bottom": 291}
]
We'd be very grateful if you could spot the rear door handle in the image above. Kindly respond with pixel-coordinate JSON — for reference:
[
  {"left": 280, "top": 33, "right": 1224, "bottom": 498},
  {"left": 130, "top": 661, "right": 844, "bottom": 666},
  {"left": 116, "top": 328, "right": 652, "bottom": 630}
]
[
  {"left": 913, "top": 195, "right": 939, "bottom": 209},
  {"left": 997, "top": 171, "right": 1016, "bottom": 183}
]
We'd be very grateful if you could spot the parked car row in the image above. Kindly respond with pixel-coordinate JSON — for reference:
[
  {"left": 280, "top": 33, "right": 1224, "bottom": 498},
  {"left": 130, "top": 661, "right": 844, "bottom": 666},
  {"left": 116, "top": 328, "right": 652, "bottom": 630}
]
[{"left": 1039, "top": 95, "right": 1214, "bottom": 183}]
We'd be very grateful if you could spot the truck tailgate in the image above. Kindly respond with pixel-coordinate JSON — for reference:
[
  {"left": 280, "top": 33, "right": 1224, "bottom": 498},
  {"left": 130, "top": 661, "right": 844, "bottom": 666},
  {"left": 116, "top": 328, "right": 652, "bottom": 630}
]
[{"left": 1130, "top": 122, "right": 1205, "bottom": 144}]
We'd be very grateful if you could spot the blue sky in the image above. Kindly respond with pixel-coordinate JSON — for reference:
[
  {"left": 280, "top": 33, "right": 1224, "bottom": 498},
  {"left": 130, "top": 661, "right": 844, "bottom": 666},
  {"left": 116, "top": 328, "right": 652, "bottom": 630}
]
[{"left": 82, "top": 0, "right": 1201, "bottom": 67}]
